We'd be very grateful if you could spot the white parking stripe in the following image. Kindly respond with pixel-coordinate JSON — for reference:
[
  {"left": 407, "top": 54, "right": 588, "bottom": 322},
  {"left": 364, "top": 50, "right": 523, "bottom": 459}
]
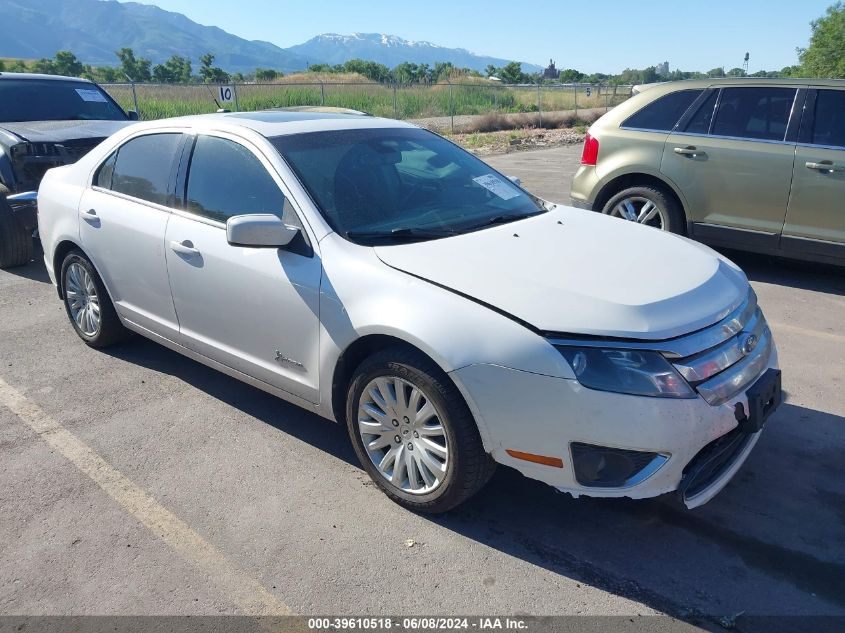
[
  {"left": 0, "top": 376, "right": 292, "bottom": 616},
  {"left": 769, "top": 322, "right": 845, "bottom": 344}
]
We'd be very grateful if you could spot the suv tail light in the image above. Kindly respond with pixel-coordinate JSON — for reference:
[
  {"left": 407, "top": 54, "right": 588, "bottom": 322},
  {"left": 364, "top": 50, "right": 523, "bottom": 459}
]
[{"left": 580, "top": 132, "right": 600, "bottom": 166}]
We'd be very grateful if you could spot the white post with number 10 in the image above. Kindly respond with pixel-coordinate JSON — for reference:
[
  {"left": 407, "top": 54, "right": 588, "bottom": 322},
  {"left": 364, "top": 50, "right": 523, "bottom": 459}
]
[{"left": 218, "top": 84, "right": 238, "bottom": 110}]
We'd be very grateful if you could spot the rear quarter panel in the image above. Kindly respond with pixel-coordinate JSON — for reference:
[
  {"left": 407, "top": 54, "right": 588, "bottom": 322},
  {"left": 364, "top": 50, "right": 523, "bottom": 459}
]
[{"left": 37, "top": 165, "right": 85, "bottom": 285}]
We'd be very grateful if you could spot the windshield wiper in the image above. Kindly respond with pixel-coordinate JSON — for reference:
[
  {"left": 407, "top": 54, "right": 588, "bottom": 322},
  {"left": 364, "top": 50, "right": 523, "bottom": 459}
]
[
  {"left": 346, "top": 227, "right": 457, "bottom": 242},
  {"left": 463, "top": 212, "right": 543, "bottom": 231}
]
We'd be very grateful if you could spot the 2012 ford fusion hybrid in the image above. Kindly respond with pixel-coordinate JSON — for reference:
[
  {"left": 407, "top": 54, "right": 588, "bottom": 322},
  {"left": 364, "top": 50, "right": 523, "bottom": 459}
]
[{"left": 37, "top": 111, "right": 783, "bottom": 512}]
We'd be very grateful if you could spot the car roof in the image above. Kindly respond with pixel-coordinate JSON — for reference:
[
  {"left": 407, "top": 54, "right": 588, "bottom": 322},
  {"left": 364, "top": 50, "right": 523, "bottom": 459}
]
[
  {"left": 635, "top": 77, "right": 845, "bottom": 94},
  {"left": 0, "top": 72, "right": 95, "bottom": 83},
  {"left": 132, "top": 110, "right": 417, "bottom": 137}
]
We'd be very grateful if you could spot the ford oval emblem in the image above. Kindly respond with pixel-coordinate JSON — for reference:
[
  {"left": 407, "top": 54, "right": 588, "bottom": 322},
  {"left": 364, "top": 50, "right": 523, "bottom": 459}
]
[{"left": 740, "top": 333, "right": 759, "bottom": 355}]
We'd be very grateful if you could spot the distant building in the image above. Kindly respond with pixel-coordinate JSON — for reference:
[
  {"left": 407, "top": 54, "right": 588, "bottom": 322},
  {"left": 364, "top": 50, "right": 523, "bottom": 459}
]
[
  {"left": 543, "top": 59, "right": 560, "bottom": 80},
  {"left": 656, "top": 61, "right": 670, "bottom": 77}
]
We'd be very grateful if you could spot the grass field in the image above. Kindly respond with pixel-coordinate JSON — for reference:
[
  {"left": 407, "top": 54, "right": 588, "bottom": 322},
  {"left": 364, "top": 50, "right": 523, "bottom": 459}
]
[{"left": 101, "top": 80, "right": 632, "bottom": 121}]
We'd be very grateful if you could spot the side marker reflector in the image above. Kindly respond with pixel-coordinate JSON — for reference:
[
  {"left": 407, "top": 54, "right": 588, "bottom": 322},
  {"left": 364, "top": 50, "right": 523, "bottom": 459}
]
[{"left": 506, "top": 449, "right": 564, "bottom": 468}]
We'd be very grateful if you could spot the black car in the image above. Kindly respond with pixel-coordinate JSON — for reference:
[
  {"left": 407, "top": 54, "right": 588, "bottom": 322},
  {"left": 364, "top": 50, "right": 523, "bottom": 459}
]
[{"left": 0, "top": 73, "right": 135, "bottom": 268}]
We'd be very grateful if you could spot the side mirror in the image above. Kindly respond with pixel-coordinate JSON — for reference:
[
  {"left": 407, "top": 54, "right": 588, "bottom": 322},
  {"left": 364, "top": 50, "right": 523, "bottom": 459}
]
[
  {"left": 127, "top": 110, "right": 139, "bottom": 121},
  {"left": 226, "top": 214, "right": 300, "bottom": 248},
  {"left": 507, "top": 175, "right": 522, "bottom": 187}
]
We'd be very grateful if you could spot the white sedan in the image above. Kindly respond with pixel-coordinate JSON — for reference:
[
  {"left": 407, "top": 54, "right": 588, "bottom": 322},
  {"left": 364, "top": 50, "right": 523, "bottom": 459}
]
[{"left": 37, "top": 111, "right": 782, "bottom": 512}]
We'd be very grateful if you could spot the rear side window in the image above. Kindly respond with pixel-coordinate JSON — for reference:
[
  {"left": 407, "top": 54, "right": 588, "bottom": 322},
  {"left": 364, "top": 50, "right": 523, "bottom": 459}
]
[
  {"left": 682, "top": 91, "right": 718, "bottom": 134},
  {"left": 110, "top": 134, "right": 183, "bottom": 206},
  {"left": 94, "top": 152, "right": 117, "bottom": 189},
  {"left": 185, "top": 135, "right": 288, "bottom": 223},
  {"left": 711, "top": 87, "right": 797, "bottom": 141},
  {"left": 621, "top": 90, "right": 702, "bottom": 132},
  {"left": 808, "top": 89, "right": 845, "bottom": 148}
]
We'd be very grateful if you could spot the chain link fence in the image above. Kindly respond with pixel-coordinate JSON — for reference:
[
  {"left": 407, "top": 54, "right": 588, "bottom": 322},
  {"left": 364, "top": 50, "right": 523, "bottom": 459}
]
[{"left": 102, "top": 81, "right": 634, "bottom": 130}]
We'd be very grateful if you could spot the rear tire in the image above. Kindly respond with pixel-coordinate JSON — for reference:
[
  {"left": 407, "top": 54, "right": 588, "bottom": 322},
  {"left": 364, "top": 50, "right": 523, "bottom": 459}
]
[
  {"left": 346, "top": 347, "right": 495, "bottom": 513},
  {"left": 0, "top": 199, "right": 34, "bottom": 269},
  {"left": 60, "top": 250, "right": 129, "bottom": 348},
  {"left": 601, "top": 185, "right": 685, "bottom": 234}
]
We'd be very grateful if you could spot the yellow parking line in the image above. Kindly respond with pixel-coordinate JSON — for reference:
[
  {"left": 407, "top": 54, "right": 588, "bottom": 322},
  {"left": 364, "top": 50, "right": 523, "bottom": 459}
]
[
  {"left": 0, "top": 376, "right": 292, "bottom": 616},
  {"left": 769, "top": 322, "right": 845, "bottom": 344}
]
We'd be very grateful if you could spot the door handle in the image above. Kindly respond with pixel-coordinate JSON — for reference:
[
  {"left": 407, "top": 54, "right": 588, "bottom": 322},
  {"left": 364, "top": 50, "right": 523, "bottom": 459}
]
[
  {"left": 81, "top": 208, "right": 99, "bottom": 224},
  {"left": 170, "top": 239, "right": 200, "bottom": 256},
  {"left": 805, "top": 161, "right": 844, "bottom": 173},
  {"left": 82, "top": 208, "right": 97, "bottom": 217},
  {"left": 674, "top": 146, "right": 706, "bottom": 158}
]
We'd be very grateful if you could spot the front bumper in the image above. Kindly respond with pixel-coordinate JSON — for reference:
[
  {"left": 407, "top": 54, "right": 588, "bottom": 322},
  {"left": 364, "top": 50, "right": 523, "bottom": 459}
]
[{"left": 451, "top": 343, "right": 778, "bottom": 508}]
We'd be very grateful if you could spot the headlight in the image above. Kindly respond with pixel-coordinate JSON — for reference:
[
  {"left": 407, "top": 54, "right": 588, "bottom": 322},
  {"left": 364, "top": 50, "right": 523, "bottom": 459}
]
[{"left": 556, "top": 347, "right": 695, "bottom": 398}]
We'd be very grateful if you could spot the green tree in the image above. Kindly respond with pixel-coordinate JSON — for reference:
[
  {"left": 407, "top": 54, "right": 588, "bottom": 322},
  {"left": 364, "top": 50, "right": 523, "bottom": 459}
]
[
  {"left": 799, "top": 1, "right": 845, "bottom": 78},
  {"left": 343, "top": 59, "right": 390, "bottom": 82},
  {"left": 199, "top": 53, "right": 229, "bottom": 83},
  {"left": 707, "top": 67, "right": 726, "bottom": 77},
  {"left": 32, "top": 59, "right": 54, "bottom": 74},
  {"left": 727, "top": 67, "right": 746, "bottom": 77},
  {"left": 116, "top": 48, "right": 151, "bottom": 82},
  {"left": 558, "top": 68, "right": 585, "bottom": 83},
  {"left": 391, "top": 61, "right": 420, "bottom": 84},
  {"left": 152, "top": 55, "right": 192, "bottom": 83},
  {"left": 498, "top": 61, "right": 527, "bottom": 83},
  {"left": 255, "top": 68, "right": 279, "bottom": 81},
  {"left": 432, "top": 62, "right": 454, "bottom": 82}
]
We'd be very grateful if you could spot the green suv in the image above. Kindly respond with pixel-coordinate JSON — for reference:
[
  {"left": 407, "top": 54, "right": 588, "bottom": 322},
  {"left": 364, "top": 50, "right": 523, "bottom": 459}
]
[{"left": 570, "top": 78, "right": 845, "bottom": 265}]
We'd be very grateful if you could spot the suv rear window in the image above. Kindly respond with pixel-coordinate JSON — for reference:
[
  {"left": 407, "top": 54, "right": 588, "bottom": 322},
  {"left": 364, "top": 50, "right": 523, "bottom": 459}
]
[
  {"left": 711, "top": 87, "right": 797, "bottom": 141},
  {"left": 621, "top": 90, "right": 702, "bottom": 132},
  {"left": 808, "top": 89, "right": 845, "bottom": 148}
]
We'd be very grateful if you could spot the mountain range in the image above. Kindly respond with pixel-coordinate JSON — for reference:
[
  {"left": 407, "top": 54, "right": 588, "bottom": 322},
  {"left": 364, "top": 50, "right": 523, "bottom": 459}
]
[
  {"left": 0, "top": 0, "right": 541, "bottom": 74},
  {"left": 289, "top": 33, "right": 541, "bottom": 73}
]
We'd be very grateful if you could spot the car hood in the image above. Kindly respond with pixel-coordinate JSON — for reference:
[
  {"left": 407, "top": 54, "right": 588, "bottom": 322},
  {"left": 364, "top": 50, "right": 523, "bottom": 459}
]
[
  {"left": 0, "top": 120, "right": 131, "bottom": 144},
  {"left": 374, "top": 206, "right": 749, "bottom": 340}
]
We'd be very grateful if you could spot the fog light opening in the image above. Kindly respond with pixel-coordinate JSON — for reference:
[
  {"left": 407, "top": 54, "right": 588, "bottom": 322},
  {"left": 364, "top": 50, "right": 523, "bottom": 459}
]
[{"left": 571, "top": 443, "right": 668, "bottom": 488}]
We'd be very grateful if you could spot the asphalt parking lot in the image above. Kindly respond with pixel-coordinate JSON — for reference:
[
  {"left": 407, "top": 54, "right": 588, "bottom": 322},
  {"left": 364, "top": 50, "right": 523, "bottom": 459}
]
[{"left": 1, "top": 145, "right": 844, "bottom": 628}]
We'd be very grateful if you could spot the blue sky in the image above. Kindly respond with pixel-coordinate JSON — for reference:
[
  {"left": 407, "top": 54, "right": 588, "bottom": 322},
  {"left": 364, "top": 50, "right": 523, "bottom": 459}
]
[{"left": 130, "top": 0, "right": 830, "bottom": 73}]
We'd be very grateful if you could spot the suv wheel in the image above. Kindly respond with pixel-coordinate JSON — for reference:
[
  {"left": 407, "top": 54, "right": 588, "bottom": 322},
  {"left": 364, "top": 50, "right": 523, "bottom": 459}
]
[
  {"left": 0, "top": 198, "right": 34, "bottom": 269},
  {"left": 60, "top": 250, "right": 129, "bottom": 348},
  {"left": 601, "top": 185, "right": 685, "bottom": 234},
  {"left": 346, "top": 347, "right": 495, "bottom": 513}
]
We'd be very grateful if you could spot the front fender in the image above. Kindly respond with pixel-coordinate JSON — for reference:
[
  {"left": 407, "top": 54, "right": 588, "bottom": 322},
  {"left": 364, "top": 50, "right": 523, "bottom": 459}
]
[{"left": 316, "top": 233, "right": 574, "bottom": 415}]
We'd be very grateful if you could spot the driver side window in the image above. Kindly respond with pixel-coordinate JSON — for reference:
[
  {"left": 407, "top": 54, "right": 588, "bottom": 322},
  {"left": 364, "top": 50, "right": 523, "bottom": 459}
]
[{"left": 185, "top": 135, "right": 301, "bottom": 228}]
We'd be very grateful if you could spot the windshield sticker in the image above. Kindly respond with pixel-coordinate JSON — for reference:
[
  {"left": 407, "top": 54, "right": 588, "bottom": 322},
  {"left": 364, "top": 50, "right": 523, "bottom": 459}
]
[
  {"left": 75, "top": 89, "right": 108, "bottom": 103},
  {"left": 473, "top": 174, "right": 520, "bottom": 200}
]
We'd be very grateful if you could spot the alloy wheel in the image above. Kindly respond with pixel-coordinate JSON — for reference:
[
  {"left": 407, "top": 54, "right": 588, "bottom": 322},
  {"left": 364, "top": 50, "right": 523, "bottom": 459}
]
[
  {"left": 357, "top": 376, "right": 450, "bottom": 495},
  {"left": 65, "top": 262, "right": 101, "bottom": 336},
  {"left": 610, "top": 195, "right": 667, "bottom": 229}
]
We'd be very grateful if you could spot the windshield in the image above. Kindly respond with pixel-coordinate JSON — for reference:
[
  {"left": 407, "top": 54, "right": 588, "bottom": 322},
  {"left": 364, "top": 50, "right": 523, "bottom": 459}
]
[
  {"left": 271, "top": 127, "right": 546, "bottom": 244},
  {"left": 0, "top": 79, "right": 128, "bottom": 123}
]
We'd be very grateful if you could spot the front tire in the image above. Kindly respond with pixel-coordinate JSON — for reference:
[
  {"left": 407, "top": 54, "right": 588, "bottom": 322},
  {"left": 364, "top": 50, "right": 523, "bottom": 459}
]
[
  {"left": 60, "top": 250, "right": 128, "bottom": 348},
  {"left": 601, "top": 185, "right": 685, "bottom": 234},
  {"left": 346, "top": 347, "right": 495, "bottom": 513}
]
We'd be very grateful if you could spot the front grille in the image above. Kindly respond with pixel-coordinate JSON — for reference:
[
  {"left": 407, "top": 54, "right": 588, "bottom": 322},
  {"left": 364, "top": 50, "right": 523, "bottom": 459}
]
[
  {"left": 666, "top": 294, "right": 773, "bottom": 406},
  {"left": 57, "top": 139, "right": 103, "bottom": 159},
  {"left": 11, "top": 138, "right": 104, "bottom": 188},
  {"left": 680, "top": 427, "right": 752, "bottom": 498}
]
